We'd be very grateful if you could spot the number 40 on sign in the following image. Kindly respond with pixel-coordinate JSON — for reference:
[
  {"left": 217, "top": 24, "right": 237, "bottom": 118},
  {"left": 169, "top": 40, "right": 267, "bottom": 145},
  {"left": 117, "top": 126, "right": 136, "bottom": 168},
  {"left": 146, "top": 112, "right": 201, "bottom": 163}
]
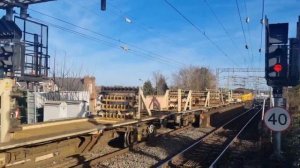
[{"left": 264, "top": 107, "right": 291, "bottom": 132}]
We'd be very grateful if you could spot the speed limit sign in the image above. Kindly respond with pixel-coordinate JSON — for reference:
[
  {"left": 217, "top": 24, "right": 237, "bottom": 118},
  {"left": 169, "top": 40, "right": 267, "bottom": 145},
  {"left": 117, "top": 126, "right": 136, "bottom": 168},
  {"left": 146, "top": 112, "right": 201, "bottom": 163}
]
[{"left": 264, "top": 107, "right": 291, "bottom": 132}]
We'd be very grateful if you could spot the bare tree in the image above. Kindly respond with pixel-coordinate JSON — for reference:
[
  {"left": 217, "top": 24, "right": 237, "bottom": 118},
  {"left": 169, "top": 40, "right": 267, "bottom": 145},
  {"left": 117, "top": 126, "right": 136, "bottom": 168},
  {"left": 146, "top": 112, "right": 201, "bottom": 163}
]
[
  {"left": 53, "top": 53, "right": 84, "bottom": 92},
  {"left": 172, "top": 66, "right": 216, "bottom": 90},
  {"left": 152, "top": 71, "right": 168, "bottom": 95}
]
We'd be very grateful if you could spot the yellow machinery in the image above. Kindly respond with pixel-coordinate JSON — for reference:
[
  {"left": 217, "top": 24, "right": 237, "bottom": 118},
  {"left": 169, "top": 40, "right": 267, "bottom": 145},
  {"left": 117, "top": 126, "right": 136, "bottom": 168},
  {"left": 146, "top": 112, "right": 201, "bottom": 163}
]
[{"left": 241, "top": 93, "right": 254, "bottom": 102}]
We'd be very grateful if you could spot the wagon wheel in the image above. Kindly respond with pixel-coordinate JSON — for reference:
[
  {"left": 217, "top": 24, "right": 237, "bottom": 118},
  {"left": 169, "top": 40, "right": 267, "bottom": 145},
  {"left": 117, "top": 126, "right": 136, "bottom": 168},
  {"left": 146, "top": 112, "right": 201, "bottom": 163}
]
[
  {"left": 124, "top": 131, "right": 136, "bottom": 147},
  {"left": 147, "top": 124, "right": 157, "bottom": 139}
]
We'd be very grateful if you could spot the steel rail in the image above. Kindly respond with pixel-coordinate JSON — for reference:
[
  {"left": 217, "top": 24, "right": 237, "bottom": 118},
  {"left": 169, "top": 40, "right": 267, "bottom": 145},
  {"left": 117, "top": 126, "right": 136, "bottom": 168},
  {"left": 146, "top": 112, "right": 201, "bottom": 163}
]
[
  {"left": 157, "top": 106, "right": 258, "bottom": 168},
  {"left": 209, "top": 107, "right": 262, "bottom": 168},
  {"left": 74, "top": 104, "right": 244, "bottom": 167},
  {"left": 5, "top": 104, "right": 243, "bottom": 167},
  {"left": 48, "top": 125, "right": 194, "bottom": 168}
]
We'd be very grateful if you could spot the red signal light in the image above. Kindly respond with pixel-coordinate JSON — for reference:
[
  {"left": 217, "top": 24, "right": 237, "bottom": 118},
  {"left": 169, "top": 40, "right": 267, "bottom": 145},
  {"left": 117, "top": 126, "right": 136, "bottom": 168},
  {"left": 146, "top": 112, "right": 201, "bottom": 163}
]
[{"left": 273, "top": 64, "right": 283, "bottom": 73}]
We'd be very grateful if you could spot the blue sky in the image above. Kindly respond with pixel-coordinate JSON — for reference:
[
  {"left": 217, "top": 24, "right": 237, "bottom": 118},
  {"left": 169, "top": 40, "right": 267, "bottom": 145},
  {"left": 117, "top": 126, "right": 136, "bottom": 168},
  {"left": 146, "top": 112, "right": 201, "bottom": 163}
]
[{"left": 1, "top": 0, "right": 299, "bottom": 87}]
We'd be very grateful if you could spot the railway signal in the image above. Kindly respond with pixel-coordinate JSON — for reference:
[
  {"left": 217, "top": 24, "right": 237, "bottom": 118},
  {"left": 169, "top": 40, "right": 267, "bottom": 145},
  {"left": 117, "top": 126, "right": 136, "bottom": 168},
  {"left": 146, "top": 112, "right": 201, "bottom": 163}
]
[
  {"left": 264, "top": 16, "right": 300, "bottom": 160},
  {"left": 265, "top": 17, "right": 300, "bottom": 87},
  {"left": 273, "top": 64, "right": 282, "bottom": 73},
  {"left": 101, "top": 0, "right": 106, "bottom": 11},
  {"left": 289, "top": 38, "right": 300, "bottom": 86},
  {"left": 265, "top": 23, "right": 289, "bottom": 86}
]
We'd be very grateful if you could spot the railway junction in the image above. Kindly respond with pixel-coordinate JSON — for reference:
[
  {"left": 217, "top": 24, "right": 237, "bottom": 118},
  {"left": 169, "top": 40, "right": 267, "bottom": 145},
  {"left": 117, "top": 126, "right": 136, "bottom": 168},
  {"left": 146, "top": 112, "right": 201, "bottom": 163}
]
[{"left": 0, "top": 0, "right": 300, "bottom": 168}]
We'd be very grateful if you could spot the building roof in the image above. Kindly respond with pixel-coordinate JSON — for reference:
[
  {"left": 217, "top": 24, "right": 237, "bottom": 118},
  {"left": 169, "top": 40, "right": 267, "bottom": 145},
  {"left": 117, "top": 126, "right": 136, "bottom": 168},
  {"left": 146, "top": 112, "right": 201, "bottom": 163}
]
[{"left": 16, "top": 77, "right": 89, "bottom": 92}]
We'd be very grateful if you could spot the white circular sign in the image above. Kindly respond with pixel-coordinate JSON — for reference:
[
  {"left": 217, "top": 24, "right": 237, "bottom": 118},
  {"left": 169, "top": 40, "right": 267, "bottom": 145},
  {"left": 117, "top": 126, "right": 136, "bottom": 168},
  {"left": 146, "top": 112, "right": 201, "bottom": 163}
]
[{"left": 264, "top": 107, "right": 291, "bottom": 132}]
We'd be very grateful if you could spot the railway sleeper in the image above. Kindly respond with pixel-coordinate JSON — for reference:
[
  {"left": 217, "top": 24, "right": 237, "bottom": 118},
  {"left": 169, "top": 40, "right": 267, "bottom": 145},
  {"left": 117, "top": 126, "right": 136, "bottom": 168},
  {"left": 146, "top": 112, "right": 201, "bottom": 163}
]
[{"left": 0, "top": 104, "right": 243, "bottom": 167}]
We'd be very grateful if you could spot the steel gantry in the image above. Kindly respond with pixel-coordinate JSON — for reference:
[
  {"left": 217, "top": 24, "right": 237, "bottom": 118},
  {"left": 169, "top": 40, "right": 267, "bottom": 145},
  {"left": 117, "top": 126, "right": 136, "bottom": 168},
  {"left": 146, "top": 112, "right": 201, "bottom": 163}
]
[
  {"left": 216, "top": 68, "right": 265, "bottom": 89},
  {"left": 0, "top": 0, "right": 55, "bottom": 8}
]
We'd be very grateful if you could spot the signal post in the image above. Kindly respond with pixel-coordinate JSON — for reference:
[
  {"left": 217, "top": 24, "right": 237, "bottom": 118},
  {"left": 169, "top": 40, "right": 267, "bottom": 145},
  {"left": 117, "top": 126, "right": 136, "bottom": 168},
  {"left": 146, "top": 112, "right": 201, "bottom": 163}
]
[{"left": 265, "top": 16, "right": 300, "bottom": 160}]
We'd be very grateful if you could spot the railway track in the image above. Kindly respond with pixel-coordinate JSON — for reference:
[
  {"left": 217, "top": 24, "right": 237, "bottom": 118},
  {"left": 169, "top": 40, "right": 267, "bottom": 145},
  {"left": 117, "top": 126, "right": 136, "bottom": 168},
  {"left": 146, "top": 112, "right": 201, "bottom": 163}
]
[
  {"left": 82, "top": 108, "right": 245, "bottom": 167},
  {"left": 46, "top": 126, "right": 195, "bottom": 168},
  {"left": 158, "top": 106, "right": 261, "bottom": 168},
  {"left": 39, "top": 106, "right": 247, "bottom": 168},
  {"left": 1, "top": 104, "right": 244, "bottom": 168}
]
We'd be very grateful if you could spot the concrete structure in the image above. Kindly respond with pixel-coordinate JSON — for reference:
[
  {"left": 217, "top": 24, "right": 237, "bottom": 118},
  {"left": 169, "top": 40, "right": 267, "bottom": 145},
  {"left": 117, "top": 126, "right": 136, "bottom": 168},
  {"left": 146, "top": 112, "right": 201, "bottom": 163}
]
[
  {"left": 83, "top": 76, "right": 97, "bottom": 114},
  {"left": 43, "top": 101, "right": 88, "bottom": 122},
  {"left": 40, "top": 91, "right": 90, "bottom": 103},
  {"left": 66, "top": 101, "right": 88, "bottom": 118},
  {"left": 54, "top": 76, "right": 97, "bottom": 114},
  {"left": 43, "top": 101, "right": 68, "bottom": 121}
]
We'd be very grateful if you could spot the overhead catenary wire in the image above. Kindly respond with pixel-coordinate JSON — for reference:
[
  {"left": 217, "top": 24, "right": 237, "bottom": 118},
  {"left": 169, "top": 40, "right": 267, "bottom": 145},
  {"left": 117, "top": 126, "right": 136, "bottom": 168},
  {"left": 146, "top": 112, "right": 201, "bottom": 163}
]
[
  {"left": 235, "top": 0, "right": 250, "bottom": 66},
  {"left": 80, "top": 5, "right": 185, "bottom": 65},
  {"left": 28, "top": 16, "right": 182, "bottom": 68},
  {"left": 28, "top": 9, "right": 118, "bottom": 42},
  {"left": 259, "top": 0, "right": 265, "bottom": 67},
  {"left": 235, "top": 0, "right": 248, "bottom": 49},
  {"left": 88, "top": 2, "right": 178, "bottom": 51},
  {"left": 203, "top": 0, "right": 244, "bottom": 62},
  {"left": 163, "top": 0, "right": 239, "bottom": 66},
  {"left": 108, "top": 3, "right": 156, "bottom": 32},
  {"left": 243, "top": 0, "right": 254, "bottom": 68},
  {"left": 30, "top": 17, "right": 117, "bottom": 48},
  {"left": 28, "top": 9, "right": 186, "bottom": 67}
]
